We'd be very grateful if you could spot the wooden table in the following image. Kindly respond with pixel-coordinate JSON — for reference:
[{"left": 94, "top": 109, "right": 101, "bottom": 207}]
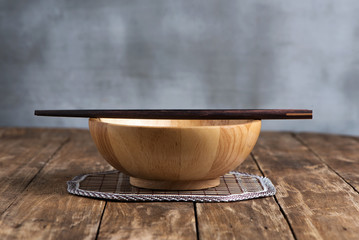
[{"left": 0, "top": 128, "right": 358, "bottom": 239}]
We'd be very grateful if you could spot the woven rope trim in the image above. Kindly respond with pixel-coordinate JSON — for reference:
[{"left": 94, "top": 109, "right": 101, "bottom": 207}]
[{"left": 67, "top": 171, "right": 276, "bottom": 203}]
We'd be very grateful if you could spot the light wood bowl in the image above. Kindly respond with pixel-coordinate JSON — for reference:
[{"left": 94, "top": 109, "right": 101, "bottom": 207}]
[{"left": 89, "top": 118, "right": 261, "bottom": 190}]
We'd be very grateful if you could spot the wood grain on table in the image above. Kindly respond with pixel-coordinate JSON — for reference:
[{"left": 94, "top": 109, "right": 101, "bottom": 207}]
[{"left": 0, "top": 128, "right": 358, "bottom": 240}]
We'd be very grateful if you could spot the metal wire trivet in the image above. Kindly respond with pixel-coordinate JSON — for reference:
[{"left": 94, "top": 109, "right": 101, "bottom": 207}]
[{"left": 67, "top": 170, "right": 276, "bottom": 202}]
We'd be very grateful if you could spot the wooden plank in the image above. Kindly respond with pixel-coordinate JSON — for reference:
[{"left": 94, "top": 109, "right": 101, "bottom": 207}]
[
  {"left": 0, "top": 129, "right": 113, "bottom": 239},
  {"left": 0, "top": 128, "right": 69, "bottom": 214},
  {"left": 296, "top": 133, "right": 359, "bottom": 191},
  {"left": 97, "top": 202, "right": 197, "bottom": 240},
  {"left": 252, "top": 132, "right": 359, "bottom": 239},
  {"left": 195, "top": 156, "right": 295, "bottom": 239}
]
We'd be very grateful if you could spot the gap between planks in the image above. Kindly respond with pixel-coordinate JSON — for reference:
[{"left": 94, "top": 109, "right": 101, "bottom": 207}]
[
  {"left": 193, "top": 202, "right": 200, "bottom": 240},
  {"left": 250, "top": 152, "right": 298, "bottom": 240},
  {"left": 95, "top": 201, "right": 107, "bottom": 240}
]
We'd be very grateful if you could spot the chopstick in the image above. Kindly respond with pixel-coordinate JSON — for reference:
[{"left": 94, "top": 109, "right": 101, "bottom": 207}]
[{"left": 34, "top": 109, "right": 312, "bottom": 120}]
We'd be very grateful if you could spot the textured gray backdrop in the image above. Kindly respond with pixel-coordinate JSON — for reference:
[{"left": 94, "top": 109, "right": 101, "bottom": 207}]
[{"left": 1, "top": 1, "right": 358, "bottom": 135}]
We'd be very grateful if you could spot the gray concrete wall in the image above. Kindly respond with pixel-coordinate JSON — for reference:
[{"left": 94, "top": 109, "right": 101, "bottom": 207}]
[{"left": 1, "top": 0, "right": 358, "bottom": 135}]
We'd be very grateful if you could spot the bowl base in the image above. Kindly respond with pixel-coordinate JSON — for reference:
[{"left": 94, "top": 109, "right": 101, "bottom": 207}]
[{"left": 130, "top": 177, "right": 220, "bottom": 190}]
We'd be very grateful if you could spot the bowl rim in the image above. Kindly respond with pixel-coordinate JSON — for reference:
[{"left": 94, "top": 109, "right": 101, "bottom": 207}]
[{"left": 89, "top": 118, "right": 261, "bottom": 129}]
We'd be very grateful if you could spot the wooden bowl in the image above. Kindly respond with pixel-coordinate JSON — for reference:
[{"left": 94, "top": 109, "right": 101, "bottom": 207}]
[{"left": 89, "top": 118, "right": 261, "bottom": 190}]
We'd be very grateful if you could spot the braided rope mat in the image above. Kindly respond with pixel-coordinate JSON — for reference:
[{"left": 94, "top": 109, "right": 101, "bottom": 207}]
[{"left": 67, "top": 170, "right": 276, "bottom": 202}]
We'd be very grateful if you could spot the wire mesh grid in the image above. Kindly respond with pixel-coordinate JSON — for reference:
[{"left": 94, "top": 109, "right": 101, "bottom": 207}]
[{"left": 67, "top": 170, "right": 276, "bottom": 202}]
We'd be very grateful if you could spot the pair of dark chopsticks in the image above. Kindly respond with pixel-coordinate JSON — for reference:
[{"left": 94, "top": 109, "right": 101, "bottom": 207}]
[{"left": 34, "top": 109, "right": 312, "bottom": 120}]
